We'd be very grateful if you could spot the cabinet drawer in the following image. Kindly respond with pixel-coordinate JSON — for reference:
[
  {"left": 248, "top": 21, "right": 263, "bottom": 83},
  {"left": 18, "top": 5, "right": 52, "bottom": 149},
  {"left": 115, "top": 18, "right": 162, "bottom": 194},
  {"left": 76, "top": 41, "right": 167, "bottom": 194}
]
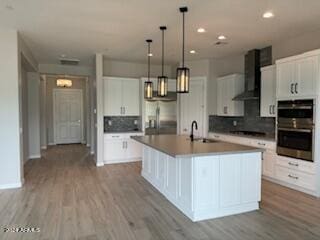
[
  {"left": 275, "top": 166, "right": 316, "bottom": 191},
  {"left": 104, "top": 132, "right": 144, "bottom": 140},
  {"left": 249, "top": 140, "right": 276, "bottom": 151},
  {"left": 276, "top": 156, "right": 316, "bottom": 174},
  {"left": 104, "top": 134, "right": 126, "bottom": 140}
]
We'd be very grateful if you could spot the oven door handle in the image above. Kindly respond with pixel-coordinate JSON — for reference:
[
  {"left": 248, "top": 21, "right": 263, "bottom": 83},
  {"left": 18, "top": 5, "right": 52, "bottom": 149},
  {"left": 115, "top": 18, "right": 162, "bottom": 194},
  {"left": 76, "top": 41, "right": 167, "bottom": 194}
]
[
  {"left": 278, "top": 127, "right": 313, "bottom": 133},
  {"left": 277, "top": 106, "right": 313, "bottom": 110}
]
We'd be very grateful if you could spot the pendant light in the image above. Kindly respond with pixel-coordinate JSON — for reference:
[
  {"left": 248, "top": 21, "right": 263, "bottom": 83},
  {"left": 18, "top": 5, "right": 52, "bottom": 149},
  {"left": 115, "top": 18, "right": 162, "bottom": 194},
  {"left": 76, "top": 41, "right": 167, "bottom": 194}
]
[
  {"left": 176, "top": 7, "right": 190, "bottom": 93},
  {"left": 157, "top": 26, "right": 168, "bottom": 97},
  {"left": 144, "top": 39, "right": 153, "bottom": 99}
]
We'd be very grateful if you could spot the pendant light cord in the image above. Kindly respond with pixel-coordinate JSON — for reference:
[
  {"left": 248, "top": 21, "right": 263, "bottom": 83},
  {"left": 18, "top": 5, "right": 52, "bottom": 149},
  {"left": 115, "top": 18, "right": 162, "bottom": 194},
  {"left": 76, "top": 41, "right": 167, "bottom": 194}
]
[
  {"left": 148, "top": 41, "right": 150, "bottom": 80},
  {"left": 162, "top": 29, "right": 164, "bottom": 76},
  {"left": 182, "top": 11, "right": 185, "bottom": 68}
]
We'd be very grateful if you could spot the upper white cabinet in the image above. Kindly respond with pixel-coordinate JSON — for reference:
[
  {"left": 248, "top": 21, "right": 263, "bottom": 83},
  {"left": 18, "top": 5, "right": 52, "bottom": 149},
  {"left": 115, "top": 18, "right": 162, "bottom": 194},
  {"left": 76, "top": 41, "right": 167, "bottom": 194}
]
[
  {"left": 217, "top": 74, "right": 244, "bottom": 117},
  {"left": 276, "top": 50, "right": 320, "bottom": 99},
  {"left": 260, "top": 65, "right": 276, "bottom": 117},
  {"left": 104, "top": 77, "right": 140, "bottom": 116}
]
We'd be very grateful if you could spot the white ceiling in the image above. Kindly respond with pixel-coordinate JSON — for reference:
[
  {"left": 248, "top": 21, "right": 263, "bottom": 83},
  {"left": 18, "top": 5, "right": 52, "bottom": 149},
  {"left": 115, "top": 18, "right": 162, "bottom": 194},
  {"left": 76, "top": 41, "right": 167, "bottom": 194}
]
[{"left": 1, "top": 0, "right": 320, "bottom": 66}]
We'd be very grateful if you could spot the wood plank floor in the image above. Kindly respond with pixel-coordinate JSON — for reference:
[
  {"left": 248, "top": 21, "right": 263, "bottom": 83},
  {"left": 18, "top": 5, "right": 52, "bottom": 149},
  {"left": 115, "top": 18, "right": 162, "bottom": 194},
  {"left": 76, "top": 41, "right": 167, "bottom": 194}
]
[{"left": 0, "top": 144, "right": 320, "bottom": 240}]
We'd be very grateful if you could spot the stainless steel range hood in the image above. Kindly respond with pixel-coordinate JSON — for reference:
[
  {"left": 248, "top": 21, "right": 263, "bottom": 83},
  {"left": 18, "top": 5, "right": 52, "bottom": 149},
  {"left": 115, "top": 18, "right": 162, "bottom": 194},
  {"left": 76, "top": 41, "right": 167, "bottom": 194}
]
[{"left": 233, "top": 49, "right": 261, "bottom": 101}]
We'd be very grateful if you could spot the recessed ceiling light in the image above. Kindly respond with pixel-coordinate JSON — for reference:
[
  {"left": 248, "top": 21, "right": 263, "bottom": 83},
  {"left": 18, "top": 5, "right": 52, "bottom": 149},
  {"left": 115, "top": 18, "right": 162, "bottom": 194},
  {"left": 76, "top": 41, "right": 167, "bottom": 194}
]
[
  {"left": 218, "top": 35, "right": 226, "bottom": 40},
  {"left": 148, "top": 53, "right": 153, "bottom": 57},
  {"left": 263, "top": 11, "right": 274, "bottom": 18},
  {"left": 197, "top": 28, "right": 206, "bottom": 33},
  {"left": 190, "top": 50, "right": 196, "bottom": 54}
]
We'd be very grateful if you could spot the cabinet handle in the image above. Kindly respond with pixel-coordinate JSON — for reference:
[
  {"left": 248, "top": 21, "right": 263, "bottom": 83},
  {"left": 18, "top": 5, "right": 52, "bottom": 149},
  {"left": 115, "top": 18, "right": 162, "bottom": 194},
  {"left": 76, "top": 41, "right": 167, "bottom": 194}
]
[
  {"left": 288, "top": 162, "right": 299, "bottom": 167},
  {"left": 120, "top": 107, "right": 123, "bottom": 114},
  {"left": 214, "top": 135, "right": 220, "bottom": 138},
  {"left": 290, "top": 83, "right": 294, "bottom": 94},
  {"left": 125, "top": 141, "right": 128, "bottom": 149},
  {"left": 288, "top": 174, "right": 299, "bottom": 180},
  {"left": 295, "top": 83, "right": 298, "bottom": 94},
  {"left": 112, "top": 135, "right": 120, "bottom": 138},
  {"left": 258, "top": 142, "right": 266, "bottom": 146},
  {"left": 123, "top": 107, "right": 126, "bottom": 115},
  {"left": 269, "top": 105, "right": 272, "bottom": 115},
  {"left": 272, "top": 105, "right": 276, "bottom": 115}
]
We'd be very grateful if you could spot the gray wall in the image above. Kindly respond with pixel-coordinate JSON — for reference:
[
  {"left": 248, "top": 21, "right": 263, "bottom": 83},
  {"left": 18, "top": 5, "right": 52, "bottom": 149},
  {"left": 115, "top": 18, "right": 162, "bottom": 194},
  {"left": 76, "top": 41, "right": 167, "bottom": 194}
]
[
  {"left": 103, "top": 58, "right": 175, "bottom": 78},
  {"left": 27, "top": 72, "right": 41, "bottom": 159}
]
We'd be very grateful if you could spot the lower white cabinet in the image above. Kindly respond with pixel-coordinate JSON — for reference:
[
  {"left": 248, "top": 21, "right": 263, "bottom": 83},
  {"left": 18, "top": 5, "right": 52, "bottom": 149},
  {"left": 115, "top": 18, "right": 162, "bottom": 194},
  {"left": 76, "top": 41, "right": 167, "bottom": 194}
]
[
  {"left": 208, "top": 132, "right": 318, "bottom": 196},
  {"left": 262, "top": 151, "right": 276, "bottom": 178},
  {"left": 104, "top": 133, "right": 143, "bottom": 164}
]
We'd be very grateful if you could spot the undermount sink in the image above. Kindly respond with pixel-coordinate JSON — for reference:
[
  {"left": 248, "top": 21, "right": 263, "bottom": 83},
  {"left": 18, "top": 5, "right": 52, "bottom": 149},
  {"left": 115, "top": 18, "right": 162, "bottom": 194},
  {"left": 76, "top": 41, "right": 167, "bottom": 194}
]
[{"left": 191, "top": 138, "right": 219, "bottom": 143}]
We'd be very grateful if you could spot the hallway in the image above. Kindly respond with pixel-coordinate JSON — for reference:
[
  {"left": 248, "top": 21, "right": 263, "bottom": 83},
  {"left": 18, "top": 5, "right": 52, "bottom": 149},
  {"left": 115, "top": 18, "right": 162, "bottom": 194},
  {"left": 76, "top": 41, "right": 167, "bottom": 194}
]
[{"left": 1, "top": 145, "right": 320, "bottom": 240}]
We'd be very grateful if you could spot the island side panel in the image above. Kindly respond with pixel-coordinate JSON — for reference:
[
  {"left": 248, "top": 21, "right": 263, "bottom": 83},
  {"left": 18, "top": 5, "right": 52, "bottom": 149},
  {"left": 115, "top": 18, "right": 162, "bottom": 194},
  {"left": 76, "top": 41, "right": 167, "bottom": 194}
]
[
  {"left": 192, "top": 152, "right": 262, "bottom": 221},
  {"left": 141, "top": 145, "right": 194, "bottom": 219}
]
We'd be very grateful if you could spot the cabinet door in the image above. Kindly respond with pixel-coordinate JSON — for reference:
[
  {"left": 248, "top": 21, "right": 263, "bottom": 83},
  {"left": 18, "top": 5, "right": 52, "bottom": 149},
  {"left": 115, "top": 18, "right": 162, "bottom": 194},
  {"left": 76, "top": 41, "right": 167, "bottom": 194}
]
[
  {"left": 217, "top": 79, "right": 226, "bottom": 116},
  {"left": 261, "top": 66, "right": 276, "bottom": 117},
  {"left": 104, "top": 78, "right": 122, "bottom": 115},
  {"left": 219, "top": 155, "right": 241, "bottom": 207},
  {"left": 122, "top": 79, "right": 140, "bottom": 116},
  {"left": 126, "top": 139, "right": 142, "bottom": 159},
  {"left": 262, "top": 151, "right": 276, "bottom": 178},
  {"left": 104, "top": 139, "right": 126, "bottom": 162},
  {"left": 228, "top": 75, "right": 244, "bottom": 116},
  {"left": 296, "top": 56, "right": 318, "bottom": 97},
  {"left": 276, "top": 61, "right": 295, "bottom": 98}
]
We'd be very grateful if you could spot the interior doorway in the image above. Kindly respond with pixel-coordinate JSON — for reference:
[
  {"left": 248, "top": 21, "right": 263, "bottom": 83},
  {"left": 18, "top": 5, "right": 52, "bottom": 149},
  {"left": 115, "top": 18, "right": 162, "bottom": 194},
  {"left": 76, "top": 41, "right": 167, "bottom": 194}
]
[{"left": 53, "top": 89, "right": 83, "bottom": 144}]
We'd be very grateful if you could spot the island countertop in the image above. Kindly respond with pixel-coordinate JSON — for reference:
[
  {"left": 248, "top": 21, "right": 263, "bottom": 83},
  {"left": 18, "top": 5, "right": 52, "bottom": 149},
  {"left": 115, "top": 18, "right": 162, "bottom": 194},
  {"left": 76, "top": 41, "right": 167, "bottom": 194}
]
[{"left": 131, "top": 135, "right": 264, "bottom": 158}]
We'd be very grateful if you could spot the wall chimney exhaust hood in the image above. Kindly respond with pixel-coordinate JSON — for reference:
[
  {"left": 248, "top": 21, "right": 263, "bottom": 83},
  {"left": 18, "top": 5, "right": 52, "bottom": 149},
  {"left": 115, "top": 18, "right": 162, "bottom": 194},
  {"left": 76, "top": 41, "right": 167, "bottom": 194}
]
[{"left": 233, "top": 49, "right": 261, "bottom": 101}]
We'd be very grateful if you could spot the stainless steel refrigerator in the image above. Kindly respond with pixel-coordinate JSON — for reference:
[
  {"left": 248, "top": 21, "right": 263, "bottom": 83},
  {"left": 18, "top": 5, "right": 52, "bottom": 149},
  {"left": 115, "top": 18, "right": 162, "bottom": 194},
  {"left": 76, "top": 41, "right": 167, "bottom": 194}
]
[{"left": 145, "top": 100, "right": 177, "bottom": 135}]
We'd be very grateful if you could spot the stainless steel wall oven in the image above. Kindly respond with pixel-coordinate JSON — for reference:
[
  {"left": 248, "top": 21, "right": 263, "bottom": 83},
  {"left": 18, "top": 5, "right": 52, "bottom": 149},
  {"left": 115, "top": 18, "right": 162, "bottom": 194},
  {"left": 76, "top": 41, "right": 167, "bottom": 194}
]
[{"left": 277, "top": 99, "right": 315, "bottom": 162}]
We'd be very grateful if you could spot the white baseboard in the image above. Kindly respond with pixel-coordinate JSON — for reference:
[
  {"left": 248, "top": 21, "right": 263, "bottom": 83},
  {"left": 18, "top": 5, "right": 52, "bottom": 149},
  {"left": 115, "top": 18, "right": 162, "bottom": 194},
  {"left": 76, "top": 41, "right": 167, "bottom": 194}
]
[
  {"left": 29, "top": 154, "right": 41, "bottom": 159},
  {"left": 86, "top": 144, "right": 91, "bottom": 147},
  {"left": 48, "top": 142, "right": 56, "bottom": 146},
  {"left": 96, "top": 162, "right": 104, "bottom": 167},
  {"left": 41, "top": 146, "right": 47, "bottom": 150},
  {"left": 0, "top": 182, "right": 22, "bottom": 190}
]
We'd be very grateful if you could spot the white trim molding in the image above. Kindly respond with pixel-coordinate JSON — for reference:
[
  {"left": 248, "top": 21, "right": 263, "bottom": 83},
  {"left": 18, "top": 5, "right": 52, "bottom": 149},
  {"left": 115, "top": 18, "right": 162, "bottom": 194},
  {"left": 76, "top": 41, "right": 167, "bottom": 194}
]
[
  {"left": 29, "top": 154, "right": 41, "bottom": 159},
  {"left": 0, "top": 182, "right": 23, "bottom": 190},
  {"left": 41, "top": 146, "right": 47, "bottom": 150},
  {"left": 96, "top": 162, "right": 104, "bottom": 167}
]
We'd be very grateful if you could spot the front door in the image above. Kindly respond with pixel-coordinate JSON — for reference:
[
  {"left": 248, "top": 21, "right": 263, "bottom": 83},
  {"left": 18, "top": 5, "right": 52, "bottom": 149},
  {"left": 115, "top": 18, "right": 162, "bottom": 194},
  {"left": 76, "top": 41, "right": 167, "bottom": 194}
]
[{"left": 54, "top": 89, "right": 83, "bottom": 144}]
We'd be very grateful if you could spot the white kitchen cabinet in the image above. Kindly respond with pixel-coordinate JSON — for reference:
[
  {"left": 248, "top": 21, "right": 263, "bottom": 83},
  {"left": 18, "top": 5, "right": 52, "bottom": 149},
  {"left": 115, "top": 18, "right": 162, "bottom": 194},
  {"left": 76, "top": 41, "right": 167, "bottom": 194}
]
[
  {"left": 276, "top": 50, "right": 320, "bottom": 99},
  {"left": 104, "top": 77, "right": 140, "bottom": 116},
  {"left": 104, "top": 133, "right": 143, "bottom": 164},
  {"left": 296, "top": 55, "right": 319, "bottom": 96},
  {"left": 262, "top": 151, "right": 276, "bottom": 178},
  {"left": 217, "top": 74, "right": 244, "bottom": 116},
  {"left": 261, "top": 65, "right": 276, "bottom": 117},
  {"left": 208, "top": 132, "right": 318, "bottom": 196}
]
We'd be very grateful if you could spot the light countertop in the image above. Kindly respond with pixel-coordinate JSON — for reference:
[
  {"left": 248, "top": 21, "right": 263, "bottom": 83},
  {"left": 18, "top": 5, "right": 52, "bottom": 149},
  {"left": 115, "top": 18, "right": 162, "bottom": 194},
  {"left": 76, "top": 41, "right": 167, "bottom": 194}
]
[{"left": 132, "top": 135, "right": 264, "bottom": 158}]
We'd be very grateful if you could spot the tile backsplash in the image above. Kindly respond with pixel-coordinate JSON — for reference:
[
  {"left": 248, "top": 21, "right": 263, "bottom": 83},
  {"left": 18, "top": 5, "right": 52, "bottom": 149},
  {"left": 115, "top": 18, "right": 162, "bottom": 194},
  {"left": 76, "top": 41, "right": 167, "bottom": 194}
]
[
  {"left": 209, "top": 100, "right": 276, "bottom": 138},
  {"left": 104, "top": 116, "right": 141, "bottom": 133}
]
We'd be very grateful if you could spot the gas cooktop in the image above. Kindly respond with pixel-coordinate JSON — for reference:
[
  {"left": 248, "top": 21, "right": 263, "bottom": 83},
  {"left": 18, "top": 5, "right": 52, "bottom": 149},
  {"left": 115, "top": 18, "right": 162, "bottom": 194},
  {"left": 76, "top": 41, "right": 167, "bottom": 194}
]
[{"left": 229, "top": 130, "right": 267, "bottom": 137}]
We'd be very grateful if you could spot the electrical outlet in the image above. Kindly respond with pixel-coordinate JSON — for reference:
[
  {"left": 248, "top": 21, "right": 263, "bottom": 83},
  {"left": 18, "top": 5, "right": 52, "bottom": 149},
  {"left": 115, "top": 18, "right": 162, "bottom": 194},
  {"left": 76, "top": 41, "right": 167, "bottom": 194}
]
[{"left": 233, "top": 120, "right": 237, "bottom": 126}]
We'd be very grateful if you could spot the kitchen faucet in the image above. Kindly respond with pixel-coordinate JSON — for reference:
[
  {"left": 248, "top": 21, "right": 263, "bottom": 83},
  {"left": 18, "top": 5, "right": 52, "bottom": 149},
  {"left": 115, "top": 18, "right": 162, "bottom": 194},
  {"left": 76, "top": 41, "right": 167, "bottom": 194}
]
[{"left": 190, "top": 120, "right": 198, "bottom": 142}]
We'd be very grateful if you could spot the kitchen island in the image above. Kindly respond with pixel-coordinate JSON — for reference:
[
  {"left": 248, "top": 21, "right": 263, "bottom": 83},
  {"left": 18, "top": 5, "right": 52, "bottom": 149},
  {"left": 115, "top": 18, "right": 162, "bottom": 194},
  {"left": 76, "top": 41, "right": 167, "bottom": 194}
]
[{"left": 132, "top": 135, "right": 263, "bottom": 222}]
